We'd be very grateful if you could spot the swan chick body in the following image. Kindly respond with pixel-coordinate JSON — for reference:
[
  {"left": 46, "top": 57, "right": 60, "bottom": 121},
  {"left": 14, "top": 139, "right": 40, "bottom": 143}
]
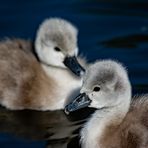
[
  {"left": 65, "top": 60, "right": 148, "bottom": 148},
  {"left": 0, "top": 18, "right": 85, "bottom": 110}
]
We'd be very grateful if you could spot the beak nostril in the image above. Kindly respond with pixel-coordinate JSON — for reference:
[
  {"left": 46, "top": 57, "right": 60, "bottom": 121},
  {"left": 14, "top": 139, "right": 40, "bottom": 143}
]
[{"left": 77, "top": 97, "right": 82, "bottom": 103}]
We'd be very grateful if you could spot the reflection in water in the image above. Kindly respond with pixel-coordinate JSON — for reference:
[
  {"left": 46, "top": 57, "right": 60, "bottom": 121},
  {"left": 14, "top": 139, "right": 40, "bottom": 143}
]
[
  {"left": 0, "top": 106, "right": 95, "bottom": 147},
  {"left": 100, "top": 34, "right": 148, "bottom": 48}
]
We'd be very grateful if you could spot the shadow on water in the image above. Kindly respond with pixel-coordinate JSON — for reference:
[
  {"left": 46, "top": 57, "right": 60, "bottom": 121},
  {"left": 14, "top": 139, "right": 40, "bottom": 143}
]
[{"left": 0, "top": 106, "right": 95, "bottom": 148}]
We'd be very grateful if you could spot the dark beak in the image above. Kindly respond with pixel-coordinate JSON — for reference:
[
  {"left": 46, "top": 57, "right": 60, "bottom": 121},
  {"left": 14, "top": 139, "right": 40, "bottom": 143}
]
[
  {"left": 63, "top": 56, "right": 85, "bottom": 77},
  {"left": 65, "top": 93, "right": 91, "bottom": 114}
]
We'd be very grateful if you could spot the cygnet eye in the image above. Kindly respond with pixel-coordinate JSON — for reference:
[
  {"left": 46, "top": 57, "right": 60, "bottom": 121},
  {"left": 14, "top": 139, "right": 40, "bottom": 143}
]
[
  {"left": 54, "top": 47, "right": 61, "bottom": 52},
  {"left": 93, "top": 86, "right": 100, "bottom": 92}
]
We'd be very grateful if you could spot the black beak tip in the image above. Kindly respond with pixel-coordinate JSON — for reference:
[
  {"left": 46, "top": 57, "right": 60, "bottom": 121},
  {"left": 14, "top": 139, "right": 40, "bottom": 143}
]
[
  {"left": 64, "top": 104, "right": 73, "bottom": 115},
  {"left": 64, "top": 106, "right": 70, "bottom": 115},
  {"left": 63, "top": 56, "right": 85, "bottom": 77},
  {"left": 76, "top": 68, "right": 85, "bottom": 77},
  {"left": 64, "top": 93, "right": 92, "bottom": 115}
]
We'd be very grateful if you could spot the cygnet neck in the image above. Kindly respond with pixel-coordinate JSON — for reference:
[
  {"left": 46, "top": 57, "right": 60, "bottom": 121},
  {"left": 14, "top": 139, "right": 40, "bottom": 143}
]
[{"left": 81, "top": 92, "right": 131, "bottom": 148}]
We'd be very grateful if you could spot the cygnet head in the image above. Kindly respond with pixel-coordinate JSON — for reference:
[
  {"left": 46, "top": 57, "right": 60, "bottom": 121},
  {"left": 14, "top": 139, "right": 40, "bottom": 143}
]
[
  {"left": 65, "top": 60, "right": 131, "bottom": 113},
  {"left": 35, "top": 18, "right": 85, "bottom": 76}
]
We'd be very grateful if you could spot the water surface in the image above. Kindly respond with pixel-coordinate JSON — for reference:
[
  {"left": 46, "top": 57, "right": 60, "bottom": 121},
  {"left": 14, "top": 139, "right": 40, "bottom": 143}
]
[{"left": 0, "top": 0, "right": 148, "bottom": 147}]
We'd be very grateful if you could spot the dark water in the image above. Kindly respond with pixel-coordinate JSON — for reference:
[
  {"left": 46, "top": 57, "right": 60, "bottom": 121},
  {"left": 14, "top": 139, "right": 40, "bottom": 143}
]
[{"left": 0, "top": 0, "right": 148, "bottom": 147}]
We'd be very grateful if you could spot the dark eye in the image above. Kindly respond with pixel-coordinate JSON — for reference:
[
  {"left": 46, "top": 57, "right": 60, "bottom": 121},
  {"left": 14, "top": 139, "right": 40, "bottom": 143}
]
[
  {"left": 54, "top": 47, "right": 61, "bottom": 52},
  {"left": 93, "top": 86, "right": 100, "bottom": 92}
]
